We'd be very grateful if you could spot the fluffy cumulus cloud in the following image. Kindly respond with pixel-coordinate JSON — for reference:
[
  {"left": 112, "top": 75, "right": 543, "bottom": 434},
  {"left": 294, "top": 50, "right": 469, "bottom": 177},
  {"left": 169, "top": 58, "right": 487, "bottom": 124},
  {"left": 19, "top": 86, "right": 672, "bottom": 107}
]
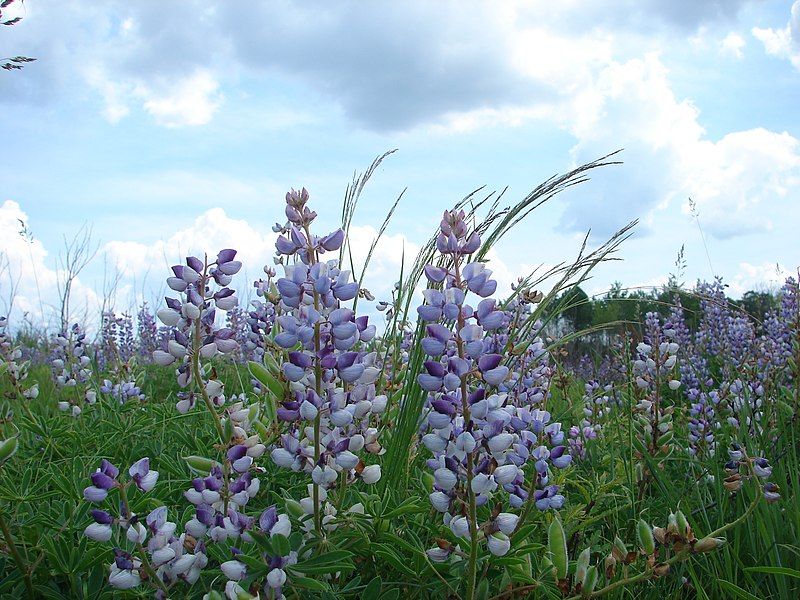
[
  {"left": 0, "top": 0, "right": 762, "bottom": 130},
  {"left": 727, "top": 262, "right": 795, "bottom": 297},
  {"left": 556, "top": 53, "right": 800, "bottom": 240},
  {"left": 753, "top": 1, "right": 800, "bottom": 70},
  {"left": 103, "top": 207, "right": 417, "bottom": 315}
]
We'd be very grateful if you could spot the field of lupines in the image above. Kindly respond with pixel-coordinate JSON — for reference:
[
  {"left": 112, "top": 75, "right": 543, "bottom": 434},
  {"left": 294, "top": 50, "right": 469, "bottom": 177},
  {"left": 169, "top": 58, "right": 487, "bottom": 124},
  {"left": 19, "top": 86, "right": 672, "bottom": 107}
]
[{"left": 1, "top": 159, "right": 798, "bottom": 600}]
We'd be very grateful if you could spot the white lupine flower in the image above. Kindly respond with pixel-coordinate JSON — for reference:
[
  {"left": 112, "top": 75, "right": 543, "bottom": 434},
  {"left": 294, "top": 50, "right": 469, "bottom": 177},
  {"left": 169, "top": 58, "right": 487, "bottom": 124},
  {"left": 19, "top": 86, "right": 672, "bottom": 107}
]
[
  {"left": 493, "top": 464, "right": 518, "bottom": 485},
  {"left": 487, "top": 433, "right": 513, "bottom": 454},
  {"left": 361, "top": 464, "right": 381, "bottom": 484},
  {"left": 220, "top": 560, "right": 247, "bottom": 581},
  {"left": 267, "top": 567, "right": 287, "bottom": 589},
  {"left": 429, "top": 491, "right": 451, "bottom": 512},
  {"left": 109, "top": 567, "right": 141, "bottom": 589},
  {"left": 126, "top": 523, "right": 147, "bottom": 544},
  {"left": 271, "top": 514, "right": 292, "bottom": 537},
  {"left": 84, "top": 523, "right": 112, "bottom": 542},
  {"left": 336, "top": 450, "right": 359, "bottom": 470},
  {"left": 495, "top": 513, "right": 519, "bottom": 534},
  {"left": 434, "top": 467, "right": 457, "bottom": 491},
  {"left": 371, "top": 395, "right": 388, "bottom": 414},
  {"left": 450, "top": 516, "right": 470, "bottom": 538},
  {"left": 487, "top": 532, "right": 511, "bottom": 556}
]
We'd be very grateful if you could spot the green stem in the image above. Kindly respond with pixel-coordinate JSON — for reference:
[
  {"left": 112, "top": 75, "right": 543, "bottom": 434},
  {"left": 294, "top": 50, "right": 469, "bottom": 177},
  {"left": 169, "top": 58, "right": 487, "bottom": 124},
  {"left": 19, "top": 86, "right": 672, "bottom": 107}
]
[
  {"left": 0, "top": 512, "right": 35, "bottom": 600},
  {"left": 453, "top": 257, "right": 478, "bottom": 600},
  {"left": 192, "top": 271, "right": 226, "bottom": 444},
  {"left": 565, "top": 492, "right": 762, "bottom": 600},
  {"left": 118, "top": 484, "right": 170, "bottom": 595}
]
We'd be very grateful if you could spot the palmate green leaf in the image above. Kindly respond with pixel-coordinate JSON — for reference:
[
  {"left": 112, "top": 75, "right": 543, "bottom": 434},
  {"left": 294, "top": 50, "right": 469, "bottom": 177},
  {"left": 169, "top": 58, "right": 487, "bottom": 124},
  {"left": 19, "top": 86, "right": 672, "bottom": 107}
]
[
  {"left": 238, "top": 553, "right": 270, "bottom": 576},
  {"left": 290, "top": 550, "right": 355, "bottom": 575},
  {"left": 379, "top": 589, "right": 401, "bottom": 600},
  {"left": 372, "top": 544, "right": 418, "bottom": 577},
  {"left": 272, "top": 533, "right": 291, "bottom": 557},
  {"left": 291, "top": 575, "right": 331, "bottom": 591},
  {"left": 362, "top": 576, "right": 382, "bottom": 598}
]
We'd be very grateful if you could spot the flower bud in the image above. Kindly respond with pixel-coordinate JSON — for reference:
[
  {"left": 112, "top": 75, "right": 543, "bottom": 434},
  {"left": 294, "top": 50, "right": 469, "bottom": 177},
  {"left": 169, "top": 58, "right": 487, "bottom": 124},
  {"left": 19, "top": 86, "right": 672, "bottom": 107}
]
[{"left": 575, "top": 546, "right": 591, "bottom": 584}]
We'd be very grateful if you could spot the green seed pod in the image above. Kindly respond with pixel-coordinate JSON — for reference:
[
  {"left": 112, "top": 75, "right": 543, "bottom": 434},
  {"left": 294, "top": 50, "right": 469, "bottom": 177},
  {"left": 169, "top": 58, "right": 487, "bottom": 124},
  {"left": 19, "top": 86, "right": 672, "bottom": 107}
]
[
  {"left": 637, "top": 519, "right": 655, "bottom": 555},
  {"left": 575, "top": 547, "right": 591, "bottom": 584},
  {"left": 247, "top": 404, "right": 260, "bottom": 422},
  {"left": 285, "top": 498, "right": 304, "bottom": 519},
  {"left": 548, "top": 517, "right": 568, "bottom": 581},
  {"left": 223, "top": 418, "right": 234, "bottom": 443},
  {"left": 0, "top": 436, "right": 18, "bottom": 464},
  {"left": 612, "top": 537, "right": 628, "bottom": 562},
  {"left": 581, "top": 565, "right": 598, "bottom": 597},
  {"left": 675, "top": 510, "right": 688, "bottom": 538},
  {"left": 206, "top": 592, "right": 224, "bottom": 600},
  {"left": 659, "top": 430, "right": 674, "bottom": 445},
  {"left": 184, "top": 455, "right": 215, "bottom": 474},
  {"left": 421, "top": 470, "right": 435, "bottom": 491},
  {"left": 248, "top": 361, "right": 283, "bottom": 397}
]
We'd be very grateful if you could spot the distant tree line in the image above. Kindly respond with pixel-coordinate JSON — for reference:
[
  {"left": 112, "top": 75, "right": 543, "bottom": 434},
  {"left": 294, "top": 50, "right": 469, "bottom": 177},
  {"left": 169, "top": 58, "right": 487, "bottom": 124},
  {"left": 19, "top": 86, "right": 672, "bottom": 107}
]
[{"left": 546, "top": 281, "right": 784, "bottom": 338}]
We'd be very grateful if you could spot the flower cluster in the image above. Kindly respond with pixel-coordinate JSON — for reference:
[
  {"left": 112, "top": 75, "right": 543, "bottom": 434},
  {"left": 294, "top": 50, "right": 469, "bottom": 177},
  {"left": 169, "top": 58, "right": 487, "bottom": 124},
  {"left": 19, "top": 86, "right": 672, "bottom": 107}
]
[
  {"left": 632, "top": 312, "right": 680, "bottom": 466},
  {"left": 51, "top": 323, "right": 94, "bottom": 416},
  {"left": 417, "top": 210, "right": 571, "bottom": 561},
  {"left": 100, "top": 379, "right": 145, "bottom": 404},
  {"left": 569, "top": 380, "right": 614, "bottom": 460},
  {"left": 723, "top": 443, "right": 781, "bottom": 503},
  {"left": 154, "top": 250, "right": 242, "bottom": 413},
  {"left": 217, "top": 505, "right": 295, "bottom": 600},
  {"left": 83, "top": 458, "right": 210, "bottom": 595},
  {"left": 0, "top": 316, "right": 40, "bottom": 407},
  {"left": 266, "top": 188, "right": 384, "bottom": 534},
  {"left": 137, "top": 301, "right": 160, "bottom": 359}
]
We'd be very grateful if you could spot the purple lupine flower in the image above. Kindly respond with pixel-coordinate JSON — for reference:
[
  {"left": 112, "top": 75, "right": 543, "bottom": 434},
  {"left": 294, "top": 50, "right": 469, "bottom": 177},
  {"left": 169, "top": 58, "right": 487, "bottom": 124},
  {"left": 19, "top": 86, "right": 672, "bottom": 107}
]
[{"left": 416, "top": 209, "right": 574, "bottom": 559}]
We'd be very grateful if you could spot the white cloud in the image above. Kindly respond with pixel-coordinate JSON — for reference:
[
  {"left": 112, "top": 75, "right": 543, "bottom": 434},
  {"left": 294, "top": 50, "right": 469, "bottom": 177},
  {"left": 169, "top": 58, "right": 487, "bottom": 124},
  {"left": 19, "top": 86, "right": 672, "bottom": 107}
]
[
  {"left": 102, "top": 208, "right": 424, "bottom": 317},
  {"left": 141, "top": 70, "right": 223, "bottom": 127},
  {"left": 720, "top": 32, "right": 746, "bottom": 58},
  {"left": 555, "top": 53, "right": 800, "bottom": 240},
  {"left": 727, "top": 261, "right": 793, "bottom": 296},
  {"left": 752, "top": 0, "right": 800, "bottom": 70}
]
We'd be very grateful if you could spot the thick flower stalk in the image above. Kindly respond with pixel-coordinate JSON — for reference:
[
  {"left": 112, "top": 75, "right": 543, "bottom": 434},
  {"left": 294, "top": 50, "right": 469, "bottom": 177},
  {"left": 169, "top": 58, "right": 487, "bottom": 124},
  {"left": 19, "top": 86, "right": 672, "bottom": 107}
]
[
  {"left": 569, "top": 380, "right": 614, "bottom": 460},
  {"left": 136, "top": 301, "right": 160, "bottom": 359},
  {"left": 266, "top": 188, "right": 383, "bottom": 536},
  {"left": 51, "top": 323, "right": 94, "bottom": 417},
  {"left": 416, "top": 210, "right": 571, "bottom": 600},
  {"left": 153, "top": 250, "right": 242, "bottom": 437},
  {"left": 631, "top": 312, "right": 681, "bottom": 488}
]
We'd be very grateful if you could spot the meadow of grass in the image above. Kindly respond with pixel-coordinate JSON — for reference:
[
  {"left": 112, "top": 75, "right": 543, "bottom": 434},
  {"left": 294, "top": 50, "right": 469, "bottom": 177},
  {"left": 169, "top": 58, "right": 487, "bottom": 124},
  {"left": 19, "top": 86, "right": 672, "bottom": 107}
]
[{"left": 0, "top": 157, "right": 798, "bottom": 599}]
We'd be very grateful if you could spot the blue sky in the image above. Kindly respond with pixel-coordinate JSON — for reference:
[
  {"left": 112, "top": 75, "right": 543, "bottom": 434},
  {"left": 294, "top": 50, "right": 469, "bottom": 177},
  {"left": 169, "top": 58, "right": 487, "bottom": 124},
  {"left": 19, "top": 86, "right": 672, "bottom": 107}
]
[{"left": 1, "top": 0, "right": 799, "bottom": 330}]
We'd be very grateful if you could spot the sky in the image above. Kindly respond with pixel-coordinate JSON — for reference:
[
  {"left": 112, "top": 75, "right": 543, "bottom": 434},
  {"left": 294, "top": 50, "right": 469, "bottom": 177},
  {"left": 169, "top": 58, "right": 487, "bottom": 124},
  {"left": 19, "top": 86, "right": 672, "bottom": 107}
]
[{"left": 1, "top": 0, "right": 799, "bottom": 331}]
